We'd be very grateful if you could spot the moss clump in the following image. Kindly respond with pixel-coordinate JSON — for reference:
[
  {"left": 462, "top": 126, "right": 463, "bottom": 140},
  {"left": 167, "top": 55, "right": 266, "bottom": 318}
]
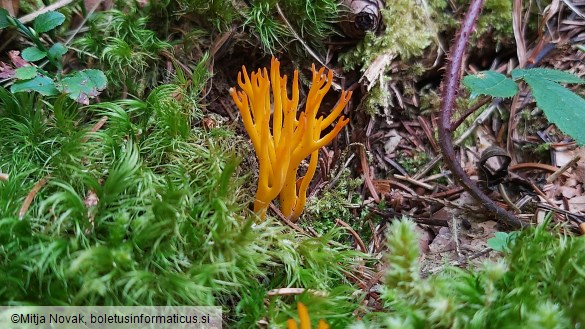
[
  {"left": 244, "top": 0, "right": 339, "bottom": 53},
  {"left": 174, "top": 0, "right": 239, "bottom": 31},
  {"left": 396, "top": 150, "right": 430, "bottom": 175},
  {"left": 304, "top": 168, "right": 363, "bottom": 235},
  {"left": 73, "top": 10, "right": 172, "bottom": 98}
]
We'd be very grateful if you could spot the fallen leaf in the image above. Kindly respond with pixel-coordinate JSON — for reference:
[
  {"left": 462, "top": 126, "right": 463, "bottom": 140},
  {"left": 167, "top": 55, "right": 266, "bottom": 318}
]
[
  {"left": 429, "top": 227, "right": 454, "bottom": 253},
  {"left": 558, "top": 186, "right": 578, "bottom": 199},
  {"left": 8, "top": 50, "right": 29, "bottom": 68},
  {"left": 0, "top": 61, "right": 15, "bottom": 78},
  {"left": 568, "top": 195, "right": 585, "bottom": 213},
  {"left": 383, "top": 129, "right": 402, "bottom": 154}
]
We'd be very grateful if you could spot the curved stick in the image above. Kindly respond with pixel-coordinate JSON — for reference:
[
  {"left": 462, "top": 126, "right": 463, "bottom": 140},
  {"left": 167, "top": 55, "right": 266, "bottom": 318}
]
[{"left": 437, "top": 0, "right": 526, "bottom": 228}]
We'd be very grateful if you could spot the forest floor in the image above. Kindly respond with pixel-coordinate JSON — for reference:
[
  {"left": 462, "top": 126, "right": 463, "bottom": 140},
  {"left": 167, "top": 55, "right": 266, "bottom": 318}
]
[{"left": 1, "top": 0, "right": 585, "bottom": 328}]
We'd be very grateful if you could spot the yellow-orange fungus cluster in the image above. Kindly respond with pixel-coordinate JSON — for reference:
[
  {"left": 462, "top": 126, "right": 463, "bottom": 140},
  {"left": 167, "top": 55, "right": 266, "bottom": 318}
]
[
  {"left": 287, "top": 302, "right": 330, "bottom": 329},
  {"left": 229, "top": 57, "right": 351, "bottom": 222}
]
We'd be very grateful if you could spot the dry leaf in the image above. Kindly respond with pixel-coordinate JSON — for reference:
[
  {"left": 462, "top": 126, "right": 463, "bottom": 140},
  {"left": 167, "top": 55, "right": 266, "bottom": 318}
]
[
  {"left": 568, "top": 195, "right": 585, "bottom": 213},
  {"left": 383, "top": 129, "right": 402, "bottom": 154},
  {"left": 0, "top": 0, "right": 19, "bottom": 16}
]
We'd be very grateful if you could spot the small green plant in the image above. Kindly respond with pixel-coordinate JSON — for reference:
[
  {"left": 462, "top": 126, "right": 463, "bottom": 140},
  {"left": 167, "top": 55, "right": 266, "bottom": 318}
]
[
  {"left": 463, "top": 68, "right": 585, "bottom": 145},
  {"left": 487, "top": 231, "right": 519, "bottom": 252},
  {"left": 0, "top": 9, "right": 106, "bottom": 104},
  {"left": 396, "top": 150, "right": 429, "bottom": 175},
  {"left": 244, "top": 0, "right": 288, "bottom": 52}
]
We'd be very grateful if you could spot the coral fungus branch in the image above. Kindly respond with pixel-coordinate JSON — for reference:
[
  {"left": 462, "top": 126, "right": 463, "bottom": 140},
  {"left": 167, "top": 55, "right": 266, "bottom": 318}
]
[
  {"left": 437, "top": 0, "right": 525, "bottom": 228},
  {"left": 230, "top": 57, "right": 351, "bottom": 221}
]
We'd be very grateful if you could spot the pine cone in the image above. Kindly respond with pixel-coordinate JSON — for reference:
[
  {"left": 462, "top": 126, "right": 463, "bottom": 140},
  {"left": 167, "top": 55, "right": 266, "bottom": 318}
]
[{"left": 339, "top": 0, "right": 384, "bottom": 39}]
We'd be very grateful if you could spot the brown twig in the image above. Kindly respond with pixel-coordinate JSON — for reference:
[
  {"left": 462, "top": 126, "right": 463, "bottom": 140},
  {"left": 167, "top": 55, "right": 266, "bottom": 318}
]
[
  {"left": 509, "top": 162, "right": 571, "bottom": 178},
  {"left": 269, "top": 203, "right": 312, "bottom": 237},
  {"left": 336, "top": 218, "right": 367, "bottom": 253},
  {"left": 19, "top": 176, "right": 49, "bottom": 220},
  {"left": 359, "top": 144, "right": 380, "bottom": 202},
  {"left": 394, "top": 174, "right": 434, "bottom": 190},
  {"left": 81, "top": 116, "right": 108, "bottom": 143},
  {"left": 436, "top": 0, "right": 525, "bottom": 228},
  {"left": 18, "top": 0, "right": 76, "bottom": 23},
  {"left": 266, "top": 288, "right": 328, "bottom": 297},
  {"left": 546, "top": 156, "right": 580, "bottom": 183},
  {"left": 450, "top": 96, "right": 492, "bottom": 131},
  {"left": 527, "top": 179, "right": 557, "bottom": 208}
]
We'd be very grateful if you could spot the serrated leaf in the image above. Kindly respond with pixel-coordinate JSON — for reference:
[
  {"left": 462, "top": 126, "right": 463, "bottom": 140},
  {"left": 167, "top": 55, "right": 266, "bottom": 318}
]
[
  {"left": 524, "top": 76, "right": 585, "bottom": 145},
  {"left": 10, "top": 75, "right": 58, "bottom": 96},
  {"left": 21, "top": 47, "right": 46, "bottom": 62},
  {"left": 55, "top": 69, "right": 107, "bottom": 105},
  {"left": 14, "top": 66, "right": 38, "bottom": 80},
  {"left": 48, "top": 42, "right": 67, "bottom": 59},
  {"left": 0, "top": 8, "right": 10, "bottom": 29},
  {"left": 512, "top": 68, "right": 585, "bottom": 84},
  {"left": 33, "top": 11, "right": 65, "bottom": 33},
  {"left": 462, "top": 71, "right": 518, "bottom": 98}
]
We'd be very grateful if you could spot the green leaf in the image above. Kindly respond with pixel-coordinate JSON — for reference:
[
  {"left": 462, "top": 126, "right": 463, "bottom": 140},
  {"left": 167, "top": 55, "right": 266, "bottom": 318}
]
[
  {"left": 55, "top": 69, "right": 107, "bottom": 104},
  {"left": 10, "top": 75, "right": 59, "bottom": 96},
  {"left": 524, "top": 76, "right": 585, "bottom": 145},
  {"left": 33, "top": 11, "right": 65, "bottom": 33},
  {"left": 462, "top": 71, "right": 518, "bottom": 98},
  {"left": 48, "top": 42, "right": 67, "bottom": 60},
  {"left": 21, "top": 47, "right": 47, "bottom": 62},
  {"left": 487, "top": 232, "right": 519, "bottom": 252},
  {"left": 14, "top": 66, "right": 38, "bottom": 80},
  {"left": 512, "top": 68, "right": 585, "bottom": 84},
  {"left": 0, "top": 8, "right": 10, "bottom": 29}
]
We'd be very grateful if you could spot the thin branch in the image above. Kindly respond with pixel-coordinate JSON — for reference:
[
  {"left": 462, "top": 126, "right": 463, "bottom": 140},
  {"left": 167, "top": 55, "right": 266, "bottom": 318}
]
[
  {"left": 450, "top": 96, "right": 491, "bottom": 131},
  {"left": 336, "top": 218, "right": 367, "bottom": 253},
  {"left": 19, "top": 176, "right": 50, "bottom": 220},
  {"left": 437, "top": 0, "right": 525, "bottom": 228},
  {"left": 18, "top": 0, "right": 76, "bottom": 24}
]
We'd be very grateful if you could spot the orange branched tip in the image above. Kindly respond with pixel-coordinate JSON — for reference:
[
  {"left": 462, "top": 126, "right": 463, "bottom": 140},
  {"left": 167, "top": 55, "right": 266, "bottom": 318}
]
[
  {"left": 230, "top": 57, "right": 351, "bottom": 221},
  {"left": 287, "top": 303, "right": 330, "bottom": 329}
]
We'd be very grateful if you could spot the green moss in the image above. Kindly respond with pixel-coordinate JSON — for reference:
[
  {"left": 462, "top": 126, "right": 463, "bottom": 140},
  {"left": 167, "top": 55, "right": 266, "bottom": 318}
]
[
  {"left": 304, "top": 168, "right": 363, "bottom": 235},
  {"left": 244, "top": 0, "right": 339, "bottom": 53},
  {"left": 174, "top": 0, "right": 238, "bottom": 31},
  {"left": 429, "top": 0, "right": 524, "bottom": 47},
  {"left": 362, "top": 79, "right": 393, "bottom": 116},
  {"left": 396, "top": 150, "right": 430, "bottom": 175},
  {"left": 73, "top": 10, "right": 172, "bottom": 98}
]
